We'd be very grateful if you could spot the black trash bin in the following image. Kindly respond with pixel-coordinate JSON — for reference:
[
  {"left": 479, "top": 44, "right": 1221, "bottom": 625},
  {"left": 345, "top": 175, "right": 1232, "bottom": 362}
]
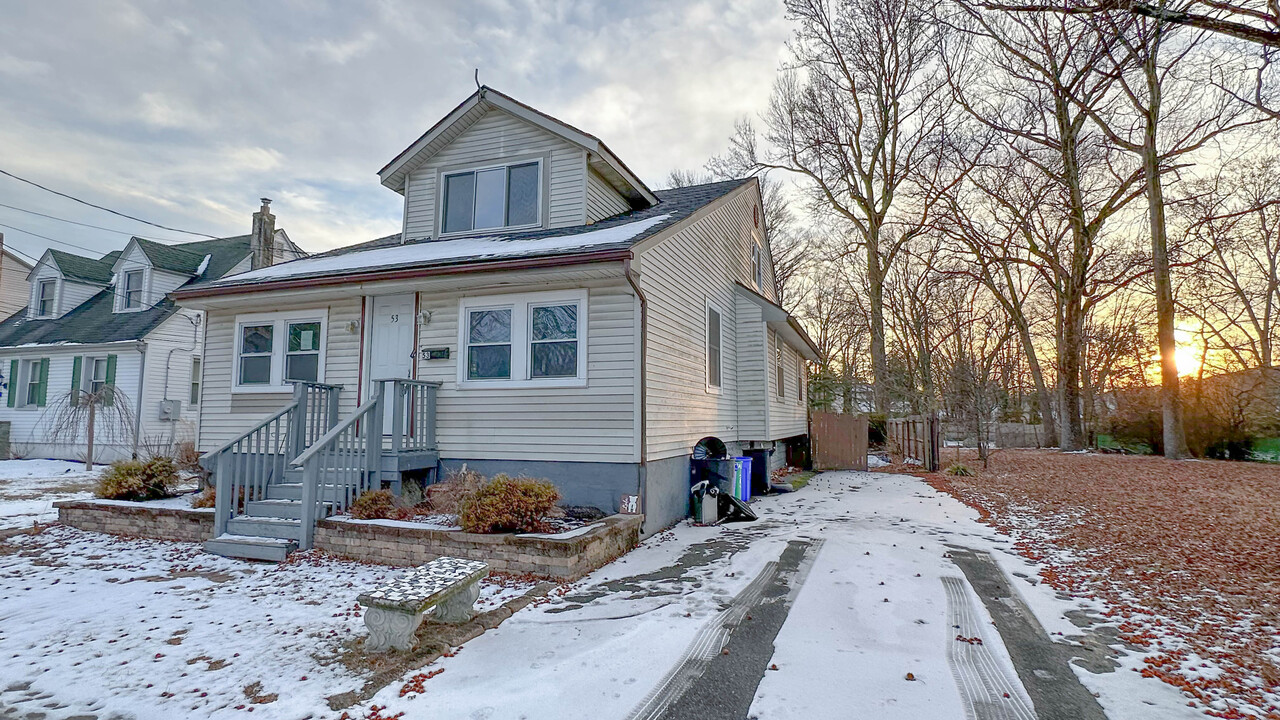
[{"left": 745, "top": 448, "right": 772, "bottom": 496}]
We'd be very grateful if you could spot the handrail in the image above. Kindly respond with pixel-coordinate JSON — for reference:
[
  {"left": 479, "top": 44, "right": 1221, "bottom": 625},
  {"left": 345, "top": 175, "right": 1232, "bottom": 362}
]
[
  {"left": 203, "top": 403, "right": 295, "bottom": 461},
  {"left": 293, "top": 395, "right": 384, "bottom": 549},
  {"left": 290, "top": 397, "right": 380, "bottom": 467}
]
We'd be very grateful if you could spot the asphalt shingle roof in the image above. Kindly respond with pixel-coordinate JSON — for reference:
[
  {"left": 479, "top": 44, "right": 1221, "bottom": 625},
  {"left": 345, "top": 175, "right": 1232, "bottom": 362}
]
[
  {"left": 189, "top": 178, "right": 753, "bottom": 292},
  {"left": 0, "top": 235, "right": 255, "bottom": 348}
]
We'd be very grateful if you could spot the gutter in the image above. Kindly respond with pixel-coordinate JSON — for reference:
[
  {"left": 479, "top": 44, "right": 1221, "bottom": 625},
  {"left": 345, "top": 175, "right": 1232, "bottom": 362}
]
[
  {"left": 171, "top": 249, "right": 635, "bottom": 303},
  {"left": 132, "top": 340, "right": 146, "bottom": 459},
  {"left": 623, "top": 258, "right": 648, "bottom": 528}
]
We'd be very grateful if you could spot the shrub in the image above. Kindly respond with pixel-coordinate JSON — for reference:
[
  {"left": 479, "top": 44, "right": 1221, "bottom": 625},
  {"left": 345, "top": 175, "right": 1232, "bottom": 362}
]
[
  {"left": 95, "top": 457, "right": 179, "bottom": 501},
  {"left": 350, "top": 489, "right": 413, "bottom": 521},
  {"left": 191, "top": 487, "right": 217, "bottom": 509},
  {"left": 426, "top": 466, "right": 487, "bottom": 515},
  {"left": 175, "top": 440, "right": 203, "bottom": 474},
  {"left": 459, "top": 475, "right": 561, "bottom": 534},
  {"left": 945, "top": 462, "right": 974, "bottom": 477}
]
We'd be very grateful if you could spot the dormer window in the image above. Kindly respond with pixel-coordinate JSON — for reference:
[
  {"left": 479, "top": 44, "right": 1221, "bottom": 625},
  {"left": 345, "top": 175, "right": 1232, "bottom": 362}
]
[
  {"left": 35, "top": 280, "right": 56, "bottom": 317},
  {"left": 121, "top": 270, "right": 144, "bottom": 310},
  {"left": 441, "top": 160, "right": 541, "bottom": 235}
]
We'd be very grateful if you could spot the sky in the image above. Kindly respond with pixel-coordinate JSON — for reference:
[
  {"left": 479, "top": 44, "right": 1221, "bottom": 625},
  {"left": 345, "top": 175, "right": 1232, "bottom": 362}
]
[{"left": 0, "top": 0, "right": 792, "bottom": 263}]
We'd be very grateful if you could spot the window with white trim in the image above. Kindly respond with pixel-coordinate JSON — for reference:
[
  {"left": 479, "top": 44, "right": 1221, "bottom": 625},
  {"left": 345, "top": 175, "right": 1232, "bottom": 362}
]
[
  {"left": 23, "top": 359, "right": 43, "bottom": 407},
  {"left": 775, "top": 331, "right": 785, "bottom": 399},
  {"left": 752, "top": 244, "right": 764, "bottom": 289},
  {"left": 797, "top": 356, "right": 805, "bottom": 403},
  {"left": 457, "top": 290, "right": 585, "bottom": 387},
  {"left": 233, "top": 310, "right": 327, "bottom": 392},
  {"left": 85, "top": 357, "right": 108, "bottom": 395},
  {"left": 120, "top": 270, "right": 144, "bottom": 310},
  {"left": 189, "top": 357, "right": 202, "bottom": 406},
  {"left": 35, "top": 280, "right": 56, "bottom": 317},
  {"left": 706, "top": 304, "right": 722, "bottom": 391},
  {"left": 441, "top": 160, "right": 541, "bottom": 235}
]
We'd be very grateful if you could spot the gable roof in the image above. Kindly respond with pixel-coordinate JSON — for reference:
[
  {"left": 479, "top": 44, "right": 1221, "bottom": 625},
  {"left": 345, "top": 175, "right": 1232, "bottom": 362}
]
[
  {"left": 0, "top": 233, "right": 263, "bottom": 348},
  {"left": 46, "top": 249, "right": 113, "bottom": 285},
  {"left": 176, "top": 179, "right": 753, "bottom": 299},
  {"left": 378, "top": 86, "right": 658, "bottom": 208}
]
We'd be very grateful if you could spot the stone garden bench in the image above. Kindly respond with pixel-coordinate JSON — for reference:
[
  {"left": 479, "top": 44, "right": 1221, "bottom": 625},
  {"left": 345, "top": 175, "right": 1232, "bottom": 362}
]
[{"left": 357, "top": 556, "right": 490, "bottom": 652}]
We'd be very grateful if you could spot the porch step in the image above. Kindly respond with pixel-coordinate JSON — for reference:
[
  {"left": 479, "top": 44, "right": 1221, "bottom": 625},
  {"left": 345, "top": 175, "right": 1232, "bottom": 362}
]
[
  {"left": 266, "top": 483, "right": 305, "bottom": 501},
  {"left": 246, "top": 498, "right": 331, "bottom": 520},
  {"left": 203, "top": 535, "right": 297, "bottom": 562},
  {"left": 226, "top": 515, "right": 302, "bottom": 541}
]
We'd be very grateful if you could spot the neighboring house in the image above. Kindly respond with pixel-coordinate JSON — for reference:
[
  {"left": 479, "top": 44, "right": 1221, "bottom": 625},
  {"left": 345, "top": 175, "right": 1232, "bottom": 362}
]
[
  {"left": 0, "top": 234, "right": 34, "bottom": 320},
  {"left": 0, "top": 201, "right": 305, "bottom": 463},
  {"left": 172, "top": 87, "right": 820, "bottom": 560}
]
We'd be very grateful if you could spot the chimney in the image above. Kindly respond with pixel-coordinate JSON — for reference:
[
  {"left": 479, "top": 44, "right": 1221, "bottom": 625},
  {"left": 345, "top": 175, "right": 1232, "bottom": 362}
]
[{"left": 250, "top": 198, "right": 276, "bottom": 270}]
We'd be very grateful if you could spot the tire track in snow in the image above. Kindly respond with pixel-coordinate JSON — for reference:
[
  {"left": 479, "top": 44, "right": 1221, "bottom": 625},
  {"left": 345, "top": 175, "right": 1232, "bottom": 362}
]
[{"left": 943, "top": 575, "right": 1038, "bottom": 720}]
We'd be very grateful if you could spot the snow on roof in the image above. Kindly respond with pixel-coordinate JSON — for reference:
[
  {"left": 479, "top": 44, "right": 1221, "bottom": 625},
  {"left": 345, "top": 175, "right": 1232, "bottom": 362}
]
[{"left": 212, "top": 213, "right": 672, "bottom": 286}]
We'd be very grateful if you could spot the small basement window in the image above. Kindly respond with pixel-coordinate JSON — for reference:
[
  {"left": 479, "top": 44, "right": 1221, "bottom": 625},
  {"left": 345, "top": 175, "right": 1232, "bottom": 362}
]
[{"left": 442, "top": 160, "right": 541, "bottom": 234}]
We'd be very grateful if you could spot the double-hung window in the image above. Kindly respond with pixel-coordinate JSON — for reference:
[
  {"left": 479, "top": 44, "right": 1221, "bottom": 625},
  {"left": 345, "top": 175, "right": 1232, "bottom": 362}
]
[
  {"left": 24, "top": 359, "right": 43, "bottom": 406},
  {"left": 189, "top": 358, "right": 202, "bottom": 406},
  {"left": 234, "top": 311, "right": 327, "bottom": 392},
  {"left": 458, "top": 290, "right": 585, "bottom": 387},
  {"left": 752, "top": 245, "right": 764, "bottom": 289},
  {"left": 35, "top": 280, "right": 56, "bottom": 317},
  {"left": 706, "top": 304, "right": 722, "bottom": 391},
  {"left": 775, "top": 332, "right": 785, "bottom": 399},
  {"left": 441, "top": 160, "right": 541, "bottom": 235},
  {"left": 120, "top": 270, "right": 144, "bottom": 310},
  {"left": 87, "top": 357, "right": 108, "bottom": 395}
]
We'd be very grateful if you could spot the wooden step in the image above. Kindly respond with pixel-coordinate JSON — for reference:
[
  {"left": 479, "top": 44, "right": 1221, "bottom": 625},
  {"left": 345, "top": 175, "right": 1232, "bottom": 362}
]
[
  {"left": 227, "top": 515, "right": 302, "bottom": 541},
  {"left": 203, "top": 535, "right": 296, "bottom": 562},
  {"left": 245, "top": 498, "right": 332, "bottom": 520}
]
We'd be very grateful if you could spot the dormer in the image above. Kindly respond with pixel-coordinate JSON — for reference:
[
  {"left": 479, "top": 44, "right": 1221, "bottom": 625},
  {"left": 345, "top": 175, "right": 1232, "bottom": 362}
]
[
  {"left": 26, "top": 249, "right": 112, "bottom": 320},
  {"left": 110, "top": 237, "right": 210, "bottom": 313},
  {"left": 379, "top": 86, "right": 658, "bottom": 242}
]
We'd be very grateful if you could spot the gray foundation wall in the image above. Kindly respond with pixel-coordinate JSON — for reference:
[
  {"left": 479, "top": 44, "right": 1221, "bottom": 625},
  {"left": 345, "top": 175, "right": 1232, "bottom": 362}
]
[
  {"left": 439, "top": 458, "right": 641, "bottom": 515},
  {"left": 640, "top": 454, "right": 691, "bottom": 536}
]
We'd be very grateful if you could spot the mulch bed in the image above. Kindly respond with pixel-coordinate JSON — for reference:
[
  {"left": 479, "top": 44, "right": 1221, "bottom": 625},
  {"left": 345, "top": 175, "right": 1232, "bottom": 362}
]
[{"left": 897, "top": 450, "right": 1280, "bottom": 720}]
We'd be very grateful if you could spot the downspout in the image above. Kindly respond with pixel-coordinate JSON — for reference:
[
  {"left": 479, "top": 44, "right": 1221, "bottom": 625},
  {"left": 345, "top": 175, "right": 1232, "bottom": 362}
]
[
  {"left": 132, "top": 340, "right": 147, "bottom": 459},
  {"left": 624, "top": 258, "right": 648, "bottom": 525}
]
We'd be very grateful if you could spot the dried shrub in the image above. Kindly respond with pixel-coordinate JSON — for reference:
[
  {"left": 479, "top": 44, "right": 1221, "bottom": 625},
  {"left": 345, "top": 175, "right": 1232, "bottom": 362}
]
[
  {"left": 459, "top": 474, "right": 561, "bottom": 534},
  {"left": 191, "top": 487, "right": 216, "bottom": 509},
  {"left": 350, "top": 490, "right": 413, "bottom": 521},
  {"left": 94, "top": 457, "right": 179, "bottom": 501},
  {"left": 175, "top": 440, "right": 203, "bottom": 474},
  {"left": 426, "top": 466, "right": 487, "bottom": 515}
]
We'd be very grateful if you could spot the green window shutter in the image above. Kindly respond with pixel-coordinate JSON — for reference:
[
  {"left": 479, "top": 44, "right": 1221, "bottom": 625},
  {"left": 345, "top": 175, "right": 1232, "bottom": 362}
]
[
  {"left": 6, "top": 359, "right": 16, "bottom": 408},
  {"left": 70, "top": 356, "right": 82, "bottom": 407},
  {"left": 36, "top": 358, "right": 49, "bottom": 407},
  {"left": 103, "top": 354, "right": 117, "bottom": 407}
]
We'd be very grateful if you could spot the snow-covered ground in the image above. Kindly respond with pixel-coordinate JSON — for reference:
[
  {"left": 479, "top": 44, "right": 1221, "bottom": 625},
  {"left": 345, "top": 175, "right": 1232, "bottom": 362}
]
[
  {"left": 0, "top": 471, "right": 1209, "bottom": 719},
  {"left": 0, "top": 459, "right": 100, "bottom": 529}
]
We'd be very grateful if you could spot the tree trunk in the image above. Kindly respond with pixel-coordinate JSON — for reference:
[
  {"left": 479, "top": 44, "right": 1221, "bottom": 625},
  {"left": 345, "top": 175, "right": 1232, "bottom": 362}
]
[
  {"left": 85, "top": 397, "right": 95, "bottom": 472},
  {"left": 1144, "top": 50, "right": 1191, "bottom": 459},
  {"left": 867, "top": 225, "right": 889, "bottom": 414},
  {"left": 1059, "top": 293, "right": 1086, "bottom": 450}
]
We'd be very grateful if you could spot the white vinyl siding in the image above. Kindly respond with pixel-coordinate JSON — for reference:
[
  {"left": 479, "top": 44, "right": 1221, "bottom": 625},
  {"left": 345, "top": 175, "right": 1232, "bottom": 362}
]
[
  {"left": 416, "top": 278, "right": 637, "bottom": 463},
  {"left": 585, "top": 168, "right": 630, "bottom": 223},
  {"left": 402, "top": 109, "right": 586, "bottom": 240},
  {"left": 0, "top": 252, "right": 32, "bottom": 321},
  {"left": 767, "top": 330, "right": 808, "bottom": 439},
  {"left": 198, "top": 298, "right": 361, "bottom": 452},
  {"left": 734, "top": 296, "right": 767, "bottom": 439}
]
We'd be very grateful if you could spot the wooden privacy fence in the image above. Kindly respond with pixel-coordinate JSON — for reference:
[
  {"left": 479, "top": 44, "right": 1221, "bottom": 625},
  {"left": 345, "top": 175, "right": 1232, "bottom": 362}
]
[
  {"left": 887, "top": 415, "right": 941, "bottom": 472},
  {"left": 810, "top": 411, "right": 869, "bottom": 471}
]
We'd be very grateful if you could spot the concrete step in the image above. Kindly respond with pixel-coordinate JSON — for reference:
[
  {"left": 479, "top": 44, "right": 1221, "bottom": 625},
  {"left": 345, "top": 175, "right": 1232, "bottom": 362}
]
[
  {"left": 227, "top": 515, "right": 302, "bottom": 541},
  {"left": 203, "top": 535, "right": 296, "bottom": 562},
  {"left": 245, "top": 498, "right": 332, "bottom": 520}
]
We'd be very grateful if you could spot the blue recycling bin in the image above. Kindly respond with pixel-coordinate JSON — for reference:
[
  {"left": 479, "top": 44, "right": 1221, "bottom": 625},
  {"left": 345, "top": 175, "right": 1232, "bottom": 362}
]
[{"left": 733, "top": 456, "right": 752, "bottom": 501}]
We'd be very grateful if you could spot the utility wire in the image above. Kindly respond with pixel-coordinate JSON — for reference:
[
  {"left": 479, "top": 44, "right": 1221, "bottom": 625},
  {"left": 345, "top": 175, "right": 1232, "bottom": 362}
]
[
  {"left": 0, "top": 168, "right": 219, "bottom": 239},
  {"left": 0, "top": 201, "right": 182, "bottom": 243},
  {"left": 0, "top": 221, "right": 176, "bottom": 273}
]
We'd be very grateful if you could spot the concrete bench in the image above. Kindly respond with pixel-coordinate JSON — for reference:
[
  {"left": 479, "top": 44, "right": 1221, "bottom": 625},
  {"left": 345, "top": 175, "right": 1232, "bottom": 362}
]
[{"left": 357, "top": 556, "right": 490, "bottom": 652}]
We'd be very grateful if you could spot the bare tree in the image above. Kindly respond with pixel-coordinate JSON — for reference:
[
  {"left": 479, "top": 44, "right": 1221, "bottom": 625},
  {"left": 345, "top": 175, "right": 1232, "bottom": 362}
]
[
  {"left": 45, "top": 385, "right": 136, "bottom": 470},
  {"left": 739, "top": 0, "right": 952, "bottom": 414}
]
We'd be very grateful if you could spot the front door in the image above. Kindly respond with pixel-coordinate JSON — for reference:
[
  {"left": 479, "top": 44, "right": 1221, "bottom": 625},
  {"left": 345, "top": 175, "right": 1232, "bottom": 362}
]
[{"left": 368, "top": 294, "right": 416, "bottom": 432}]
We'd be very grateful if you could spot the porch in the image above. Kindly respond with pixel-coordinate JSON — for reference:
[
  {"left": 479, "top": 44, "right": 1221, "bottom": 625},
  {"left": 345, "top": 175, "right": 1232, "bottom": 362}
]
[{"left": 202, "top": 378, "right": 440, "bottom": 560}]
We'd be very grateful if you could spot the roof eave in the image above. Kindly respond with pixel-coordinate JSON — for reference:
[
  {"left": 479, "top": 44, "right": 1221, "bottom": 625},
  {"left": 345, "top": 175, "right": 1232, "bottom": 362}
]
[
  {"left": 733, "top": 282, "right": 822, "bottom": 361},
  {"left": 170, "top": 248, "right": 636, "bottom": 304}
]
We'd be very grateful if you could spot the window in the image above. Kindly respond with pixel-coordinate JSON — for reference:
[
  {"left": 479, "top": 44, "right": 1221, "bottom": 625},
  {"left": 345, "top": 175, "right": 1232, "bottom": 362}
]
[
  {"left": 706, "top": 304, "right": 722, "bottom": 391},
  {"left": 24, "top": 359, "right": 45, "bottom": 407},
  {"left": 441, "top": 161, "right": 541, "bottom": 234},
  {"left": 797, "top": 356, "right": 805, "bottom": 402},
  {"left": 529, "top": 304, "right": 578, "bottom": 378},
  {"left": 233, "top": 310, "right": 327, "bottom": 392},
  {"left": 189, "top": 358, "right": 202, "bottom": 406},
  {"left": 87, "top": 357, "right": 108, "bottom": 395},
  {"left": 752, "top": 245, "right": 764, "bottom": 289},
  {"left": 775, "top": 332, "right": 785, "bottom": 399},
  {"left": 285, "top": 321, "right": 321, "bottom": 382},
  {"left": 457, "top": 290, "right": 585, "bottom": 387},
  {"left": 36, "top": 280, "right": 55, "bottom": 317},
  {"left": 120, "top": 270, "right": 144, "bottom": 310}
]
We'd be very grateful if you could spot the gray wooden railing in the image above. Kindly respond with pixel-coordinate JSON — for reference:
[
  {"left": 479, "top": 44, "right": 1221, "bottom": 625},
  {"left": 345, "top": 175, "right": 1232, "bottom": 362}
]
[
  {"left": 292, "top": 396, "right": 383, "bottom": 550},
  {"left": 207, "top": 381, "right": 341, "bottom": 537},
  {"left": 384, "top": 378, "right": 441, "bottom": 455}
]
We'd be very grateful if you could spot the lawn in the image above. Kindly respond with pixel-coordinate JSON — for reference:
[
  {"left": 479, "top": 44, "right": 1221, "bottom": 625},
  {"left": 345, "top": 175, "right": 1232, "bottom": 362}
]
[
  {"left": 0, "top": 459, "right": 101, "bottom": 529},
  {"left": 917, "top": 450, "right": 1280, "bottom": 720}
]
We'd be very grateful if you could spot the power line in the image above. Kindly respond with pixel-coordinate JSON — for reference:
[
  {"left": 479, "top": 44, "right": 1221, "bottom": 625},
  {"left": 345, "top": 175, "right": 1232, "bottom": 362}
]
[
  {"left": 0, "top": 168, "right": 219, "bottom": 239},
  {"left": 0, "top": 221, "right": 165, "bottom": 272},
  {"left": 0, "top": 202, "right": 181, "bottom": 243}
]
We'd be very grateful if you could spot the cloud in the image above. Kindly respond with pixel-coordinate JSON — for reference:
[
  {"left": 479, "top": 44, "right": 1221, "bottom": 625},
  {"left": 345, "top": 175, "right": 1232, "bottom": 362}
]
[{"left": 0, "top": 53, "right": 50, "bottom": 79}]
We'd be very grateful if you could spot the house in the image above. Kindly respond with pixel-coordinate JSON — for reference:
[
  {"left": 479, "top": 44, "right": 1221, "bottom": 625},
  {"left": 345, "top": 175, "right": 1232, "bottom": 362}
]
[
  {"left": 0, "top": 234, "right": 35, "bottom": 320},
  {"left": 172, "top": 86, "right": 821, "bottom": 560},
  {"left": 0, "top": 202, "right": 305, "bottom": 462}
]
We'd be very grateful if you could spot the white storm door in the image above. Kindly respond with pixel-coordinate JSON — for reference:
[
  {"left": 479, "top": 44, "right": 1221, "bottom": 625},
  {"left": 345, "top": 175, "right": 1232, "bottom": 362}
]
[{"left": 369, "top": 294, "right": 417, "bottom": 432}]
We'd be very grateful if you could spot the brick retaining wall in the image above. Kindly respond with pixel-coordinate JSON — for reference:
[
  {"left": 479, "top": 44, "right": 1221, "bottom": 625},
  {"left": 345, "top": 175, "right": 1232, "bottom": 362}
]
[
  {"left": 314, "top": 515, "right": 643, "bottom": 580},
  {"left": 55, "top": 500, "right": 215, "bottom": 543}
]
